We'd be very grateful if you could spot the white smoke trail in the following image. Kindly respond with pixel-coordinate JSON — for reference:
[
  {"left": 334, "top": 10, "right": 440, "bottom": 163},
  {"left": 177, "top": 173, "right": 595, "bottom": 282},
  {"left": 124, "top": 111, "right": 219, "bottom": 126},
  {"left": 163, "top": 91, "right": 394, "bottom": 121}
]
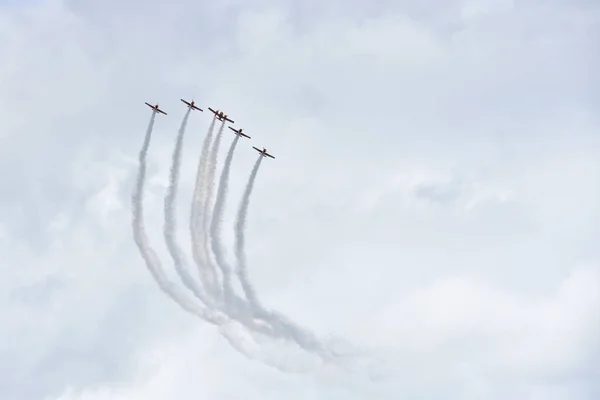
[
  {"left": 199, "top": 121, "right": 226, "bottom": 299},
  {"left": 234, "top": 155, "right": 263, "bottom": 306},
  {"left": 203, "top": 121, "right": 226, "bottom": 239},
  {"left": 233, "top": 155, "right": 336, "bottom": 361},
  {"left": 163, "top": 108, "right": 213, "bottom": 306},
  {"left": 132, "top": 112, "right": 223, "bottom": 324},
  {"left": 190, "top": 116, "right": 221, "bottom": 302},
  {"left": 209, "top": 134, "right": 240, "bottom": 307}
]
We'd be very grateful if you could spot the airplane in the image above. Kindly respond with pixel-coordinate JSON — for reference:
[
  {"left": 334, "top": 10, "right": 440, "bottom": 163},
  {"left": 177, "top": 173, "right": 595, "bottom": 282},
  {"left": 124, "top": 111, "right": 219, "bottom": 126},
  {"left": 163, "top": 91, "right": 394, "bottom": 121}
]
[
  {"left": 145, "top": 102, "right": 167, "bottom": 115},
  {"left": 253, "top": 146, "right": 275, "bottom": 159},
  {"left": 208, "top": 107, "right": 234, "bottom": 123},
  {"left": 228, "top": 126, "right": 251, "bottom": 139},
  {"left": 180, "top": 98, "right": 203, "bottom": 111}
]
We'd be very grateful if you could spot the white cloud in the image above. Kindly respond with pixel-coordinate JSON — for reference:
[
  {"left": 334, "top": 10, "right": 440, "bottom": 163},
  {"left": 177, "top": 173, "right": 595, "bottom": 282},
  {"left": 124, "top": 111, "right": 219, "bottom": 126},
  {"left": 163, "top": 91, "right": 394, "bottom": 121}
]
[{"left": 1, "top": 0, "right": 598, "bottom": 399}]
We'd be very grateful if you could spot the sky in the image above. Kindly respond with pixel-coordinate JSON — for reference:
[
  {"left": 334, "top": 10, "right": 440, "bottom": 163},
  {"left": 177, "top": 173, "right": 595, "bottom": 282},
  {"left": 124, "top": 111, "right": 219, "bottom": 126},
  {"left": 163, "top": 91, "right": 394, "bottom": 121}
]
[{"left": 1, "top": 0, "right": 599, "bottom": 399}]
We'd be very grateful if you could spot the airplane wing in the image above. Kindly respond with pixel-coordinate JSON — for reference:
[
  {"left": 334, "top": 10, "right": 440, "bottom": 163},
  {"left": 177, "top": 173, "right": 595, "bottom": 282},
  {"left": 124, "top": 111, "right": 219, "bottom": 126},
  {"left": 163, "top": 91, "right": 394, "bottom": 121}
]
[
  {"left": 228, "top": 126, "right": 237, "bottom": 132},
  {"left": 225, "top": 117, "right": 235, "bottom": 123},
  {"left": 157, "top": 108, "right": 167, "bottom": 115},
  {"left": 193, "top": 105, "right": 203, "bottom": 111},
  {"left": 265, "top": 152, "right": 275, "bottom": 159},
  {"left": 240, "top": 132, "right": 251, "bottom": 139},
  {"left": 208, "top": 107, "right": 217, "bottom": 114},
  {"left": 181, "top": 99, "right": 191, "bottom": 106},
  {"left": 252, "top": 146, "right": 261, "bottom": 152}
]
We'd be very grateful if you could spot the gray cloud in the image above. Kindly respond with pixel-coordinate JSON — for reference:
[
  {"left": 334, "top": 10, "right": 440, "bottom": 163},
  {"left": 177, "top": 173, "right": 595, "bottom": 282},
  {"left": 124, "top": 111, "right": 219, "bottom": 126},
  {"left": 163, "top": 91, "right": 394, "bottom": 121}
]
[{"left": 1, "top": 0, "right": 599, "bottom": 399}]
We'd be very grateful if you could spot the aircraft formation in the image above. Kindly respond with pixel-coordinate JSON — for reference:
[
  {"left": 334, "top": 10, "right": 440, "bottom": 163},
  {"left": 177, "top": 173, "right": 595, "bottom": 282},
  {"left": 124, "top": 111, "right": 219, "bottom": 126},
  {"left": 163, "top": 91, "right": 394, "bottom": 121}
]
[
  {"left": 145, "top": 100, "right": 275, "bottom": 159},
  {"left": 133, "top": 96, "right": 370, "bottom": 374}
]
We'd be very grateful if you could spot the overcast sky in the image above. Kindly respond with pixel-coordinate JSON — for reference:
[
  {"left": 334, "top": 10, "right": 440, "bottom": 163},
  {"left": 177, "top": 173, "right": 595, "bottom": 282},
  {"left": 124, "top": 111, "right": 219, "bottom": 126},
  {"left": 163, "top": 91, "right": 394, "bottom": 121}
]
[{"left": 1, "top": 0, "right": 599, "bottom": 399}]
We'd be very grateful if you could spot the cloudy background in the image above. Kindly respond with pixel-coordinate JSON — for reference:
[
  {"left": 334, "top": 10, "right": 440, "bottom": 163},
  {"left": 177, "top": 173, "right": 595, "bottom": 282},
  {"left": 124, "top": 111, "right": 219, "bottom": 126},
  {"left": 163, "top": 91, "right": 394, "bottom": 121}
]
[{"left": 1, "top": 0, "right": 599, "bottom": 398}]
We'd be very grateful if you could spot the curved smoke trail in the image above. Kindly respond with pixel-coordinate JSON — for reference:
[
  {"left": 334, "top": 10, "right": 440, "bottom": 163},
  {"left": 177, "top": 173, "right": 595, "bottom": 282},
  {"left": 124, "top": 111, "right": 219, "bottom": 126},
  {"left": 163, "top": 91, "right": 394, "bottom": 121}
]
[
  {"left": 164, "top": 108, "right": 213, "bottom": 306},
  {"left": 234, "top": 155, "right": 263, "bottom": 306},
  {"left": 233, "top": 155, "right": 334, "bottom": 361},
  {"left": 209, "top": 134, "right": 240, "bottom": 307},
  {"left": 190, "top": 116, "right": 221, "bottom": 302},
  {"left": 203, "top": 121, "right": 226, "bottom": 231},
  {"left": 200, "top": 121, "right": 226, "bottom": 299}
]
